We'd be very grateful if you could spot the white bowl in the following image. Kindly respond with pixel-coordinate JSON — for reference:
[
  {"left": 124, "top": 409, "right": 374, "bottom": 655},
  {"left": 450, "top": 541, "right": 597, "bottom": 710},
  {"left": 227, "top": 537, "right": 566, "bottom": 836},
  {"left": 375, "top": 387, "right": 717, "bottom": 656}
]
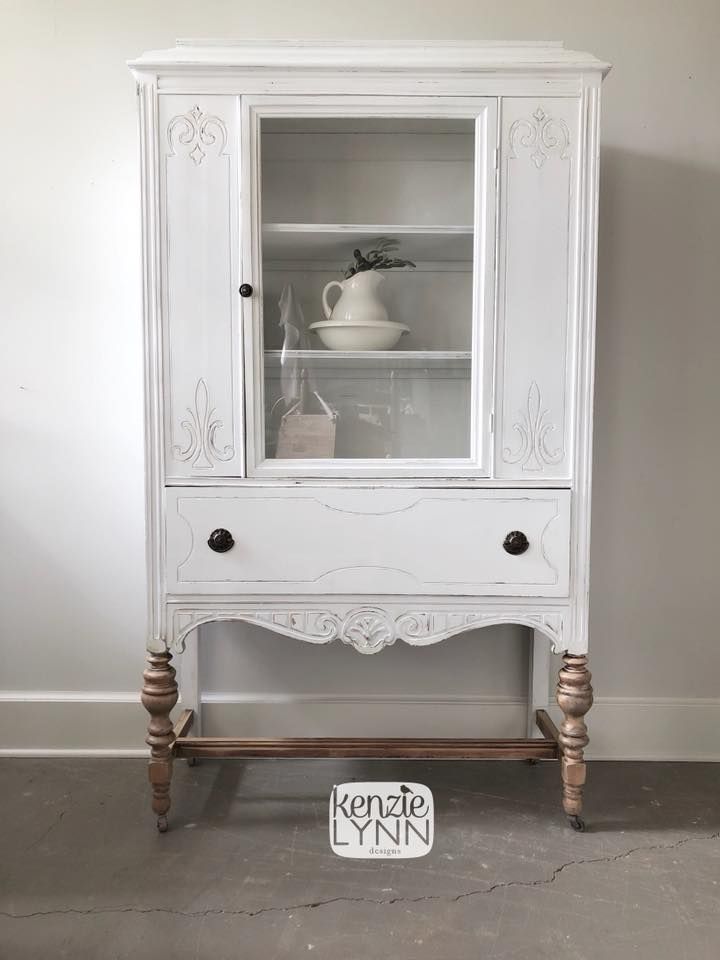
[{"left": 309, "top": 319, "right": 410, "bottom": 352}]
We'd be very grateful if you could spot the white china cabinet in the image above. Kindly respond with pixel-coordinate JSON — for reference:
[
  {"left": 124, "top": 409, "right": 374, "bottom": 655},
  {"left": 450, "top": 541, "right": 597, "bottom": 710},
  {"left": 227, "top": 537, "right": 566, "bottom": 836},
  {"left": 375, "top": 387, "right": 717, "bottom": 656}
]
[{"left": 130, "top": 41, "right": 610, "bottom": 832}]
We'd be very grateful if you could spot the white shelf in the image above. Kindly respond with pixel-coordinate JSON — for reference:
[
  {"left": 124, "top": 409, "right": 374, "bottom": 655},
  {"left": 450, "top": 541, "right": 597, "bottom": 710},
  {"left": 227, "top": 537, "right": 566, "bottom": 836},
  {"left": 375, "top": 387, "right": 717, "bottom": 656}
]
[
  {"left": 264, "top": 349, "right": 471, "bottom": 370},
  {"left": 262, "top": 223, "right": 474, "bottom": 263}
]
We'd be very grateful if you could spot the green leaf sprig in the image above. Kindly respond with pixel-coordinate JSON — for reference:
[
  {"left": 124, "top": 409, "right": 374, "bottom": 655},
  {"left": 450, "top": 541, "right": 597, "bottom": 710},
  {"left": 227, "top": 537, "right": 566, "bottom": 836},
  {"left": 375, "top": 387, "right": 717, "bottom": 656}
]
[{"left": 344, "top": 237, "right": 416, "bottom": 279}]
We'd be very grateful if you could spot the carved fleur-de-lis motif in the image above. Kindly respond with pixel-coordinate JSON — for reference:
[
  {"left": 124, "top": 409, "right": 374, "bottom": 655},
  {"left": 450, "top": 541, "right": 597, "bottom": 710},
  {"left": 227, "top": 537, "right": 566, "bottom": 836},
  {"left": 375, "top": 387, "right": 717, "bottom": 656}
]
[
  {"left": 503, "top": 381, "right": 564, "bottom": 472},
  {"left": 172, "top": 378, "right": 234, "bottom": 469},
  {"left": 167, "top": 105, "right": 227, "bottom": 166},
  {"left": 509, "top": 107, "right": 570, "bottom": 169}
]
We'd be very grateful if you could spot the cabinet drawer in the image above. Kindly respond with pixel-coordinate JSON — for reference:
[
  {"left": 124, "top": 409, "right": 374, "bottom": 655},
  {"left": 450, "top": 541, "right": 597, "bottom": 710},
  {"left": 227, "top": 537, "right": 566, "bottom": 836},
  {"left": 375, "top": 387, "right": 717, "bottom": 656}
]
[{"left": 166, "top": 488, "right": 570, "bottom": 597}]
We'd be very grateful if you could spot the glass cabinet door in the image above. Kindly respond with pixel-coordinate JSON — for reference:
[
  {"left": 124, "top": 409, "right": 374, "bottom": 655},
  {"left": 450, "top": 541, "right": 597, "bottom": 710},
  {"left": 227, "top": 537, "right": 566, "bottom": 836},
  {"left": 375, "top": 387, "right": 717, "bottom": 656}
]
[{"left": 243, "top": 99, "right": 496, "bottom": 477}]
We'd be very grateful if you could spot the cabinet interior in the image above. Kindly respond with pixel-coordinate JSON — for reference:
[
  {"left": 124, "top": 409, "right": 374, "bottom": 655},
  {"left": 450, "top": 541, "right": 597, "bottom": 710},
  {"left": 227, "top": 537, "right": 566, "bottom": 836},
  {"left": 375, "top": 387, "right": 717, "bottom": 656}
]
[{"left": 259, "top": 117, "right": 477, "bottom": 462}]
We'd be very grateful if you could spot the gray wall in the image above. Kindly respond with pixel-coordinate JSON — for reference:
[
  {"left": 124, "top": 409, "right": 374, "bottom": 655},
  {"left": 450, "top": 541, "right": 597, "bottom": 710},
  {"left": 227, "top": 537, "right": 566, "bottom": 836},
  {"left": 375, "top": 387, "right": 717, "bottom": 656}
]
[{"left": 2, "top": 0, "right": 719, "bottom": 757}]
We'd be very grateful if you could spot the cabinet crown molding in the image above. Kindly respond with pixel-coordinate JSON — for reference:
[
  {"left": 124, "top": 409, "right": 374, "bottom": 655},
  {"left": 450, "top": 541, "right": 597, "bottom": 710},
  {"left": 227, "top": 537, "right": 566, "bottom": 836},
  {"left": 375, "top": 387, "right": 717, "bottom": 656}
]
[{"left": 129, "top": 40, "right": 611, "bottom": 76}]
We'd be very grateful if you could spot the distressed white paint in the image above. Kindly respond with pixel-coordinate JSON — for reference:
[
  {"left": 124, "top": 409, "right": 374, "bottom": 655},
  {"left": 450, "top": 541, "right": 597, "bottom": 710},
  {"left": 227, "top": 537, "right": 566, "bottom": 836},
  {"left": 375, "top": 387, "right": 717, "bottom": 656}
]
[
  {"left": 495, "top": 98, "right": 580, "bottom": 481},
  {"left": 165, "top": 487, "right": 571, "bottom": 597},
  {"left": 159, "top": 95, "right": 243, "bottom": 478},
  {"left": 132, "top": 41, "right": 604, "bottom": 662},
  {"left": 129, "top": 39, "right": 610, "bottom": 74}
]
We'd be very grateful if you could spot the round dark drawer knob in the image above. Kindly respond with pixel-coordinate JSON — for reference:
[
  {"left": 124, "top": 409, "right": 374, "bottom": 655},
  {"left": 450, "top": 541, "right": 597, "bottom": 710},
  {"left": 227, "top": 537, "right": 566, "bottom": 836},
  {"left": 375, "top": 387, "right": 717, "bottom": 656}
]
[
  {"left": 503, "top": 531, "right": 529, "bottom": 555},
  {"left": 207, "top": 528, "right": 235, "bottom": 553},
  {"left": 239, "top": 283, "right": 253, "bottom": 298}
]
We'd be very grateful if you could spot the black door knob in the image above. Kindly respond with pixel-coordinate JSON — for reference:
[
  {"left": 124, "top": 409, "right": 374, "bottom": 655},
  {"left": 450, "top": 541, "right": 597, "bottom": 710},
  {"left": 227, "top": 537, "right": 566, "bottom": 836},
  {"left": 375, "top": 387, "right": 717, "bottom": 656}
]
[
  {"left": 208, "top": 528, "right": 235, "bottom": 553},
  {"left": 503, "top": 531, "right": 529, "bottom": 555},
  {"left": 239, "top": 283, "right": 253, "bottom": 298}
]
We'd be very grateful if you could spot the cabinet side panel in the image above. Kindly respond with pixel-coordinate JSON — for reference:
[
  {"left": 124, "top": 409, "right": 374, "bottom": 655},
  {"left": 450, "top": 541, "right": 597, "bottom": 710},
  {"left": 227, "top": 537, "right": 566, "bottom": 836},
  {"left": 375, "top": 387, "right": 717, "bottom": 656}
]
[
  {"left": 137, "top": 79, "right": 166, "bottom": 650},
  {"left": 159, "top": 95, "right": 242, "bottom": 478},
  {"left": 495, "top": 97, "right": 580, "bottom": 480},
  {"left": 569, "top": 83, "right": 602, "bottom": 654}
]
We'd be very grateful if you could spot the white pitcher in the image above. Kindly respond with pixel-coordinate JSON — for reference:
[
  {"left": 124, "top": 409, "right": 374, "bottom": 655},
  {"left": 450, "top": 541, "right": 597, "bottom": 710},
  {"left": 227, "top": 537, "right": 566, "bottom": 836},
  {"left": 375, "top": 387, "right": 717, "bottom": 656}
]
[
  {"left": 322, "top": 271, "right": 389, "bottom": 326},
  {"left": 310, "top": 271, "right": 409, "bottom": 351}
]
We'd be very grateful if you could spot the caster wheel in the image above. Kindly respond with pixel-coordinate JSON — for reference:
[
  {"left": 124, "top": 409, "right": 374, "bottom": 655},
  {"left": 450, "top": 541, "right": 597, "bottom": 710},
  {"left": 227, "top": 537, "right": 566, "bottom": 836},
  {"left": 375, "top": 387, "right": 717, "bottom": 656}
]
[
  {"left": 568, "top": 815, "right": 586, "bottom": 832},
  {"left": 187, "top": 757, "right": 198, "bottom": 767},
  {"left": 156, "top": 815, "right": 169, "bottom": 833}
]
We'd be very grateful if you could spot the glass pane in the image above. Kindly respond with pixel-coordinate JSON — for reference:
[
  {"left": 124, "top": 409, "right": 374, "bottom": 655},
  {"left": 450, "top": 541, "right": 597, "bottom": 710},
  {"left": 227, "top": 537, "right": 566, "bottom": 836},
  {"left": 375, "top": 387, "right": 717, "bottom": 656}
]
[{"left": 259, "top": 116, "right": 476, "bottom": 462}]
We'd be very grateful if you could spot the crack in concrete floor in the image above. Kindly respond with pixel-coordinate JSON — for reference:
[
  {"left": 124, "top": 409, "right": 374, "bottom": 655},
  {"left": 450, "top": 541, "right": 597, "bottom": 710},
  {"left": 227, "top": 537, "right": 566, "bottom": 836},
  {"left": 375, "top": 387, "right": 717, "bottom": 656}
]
[
  {"left": 3, "top": 830, "right": 718, "bottom": 922},
  {"left": 26, "top": 809, "right": 67, "bottom": 850}
]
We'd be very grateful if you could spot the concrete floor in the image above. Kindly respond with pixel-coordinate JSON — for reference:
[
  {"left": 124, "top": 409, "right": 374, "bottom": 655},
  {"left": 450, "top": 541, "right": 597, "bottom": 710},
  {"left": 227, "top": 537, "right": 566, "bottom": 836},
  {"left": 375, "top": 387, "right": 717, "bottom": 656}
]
[{"left": 1, "top": 759, "right": 719, "bottom": 959}]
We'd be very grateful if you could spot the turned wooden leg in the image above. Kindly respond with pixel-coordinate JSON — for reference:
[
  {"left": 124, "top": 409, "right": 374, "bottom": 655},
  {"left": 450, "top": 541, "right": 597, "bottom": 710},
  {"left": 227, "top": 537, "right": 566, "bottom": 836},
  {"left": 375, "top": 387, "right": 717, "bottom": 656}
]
[
  {"left": 556, "top": 653, "right": 593, "bottom": 831},
  {"left": 141, "top": 651, "right": 178, "bottom": 833}
]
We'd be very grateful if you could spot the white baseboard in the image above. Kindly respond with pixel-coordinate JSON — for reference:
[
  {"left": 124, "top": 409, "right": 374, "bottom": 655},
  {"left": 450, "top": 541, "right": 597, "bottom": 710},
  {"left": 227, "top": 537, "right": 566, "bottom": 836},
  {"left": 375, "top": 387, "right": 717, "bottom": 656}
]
[{"left": 0, "top": 692, "right": 719, "bottom": 760}]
